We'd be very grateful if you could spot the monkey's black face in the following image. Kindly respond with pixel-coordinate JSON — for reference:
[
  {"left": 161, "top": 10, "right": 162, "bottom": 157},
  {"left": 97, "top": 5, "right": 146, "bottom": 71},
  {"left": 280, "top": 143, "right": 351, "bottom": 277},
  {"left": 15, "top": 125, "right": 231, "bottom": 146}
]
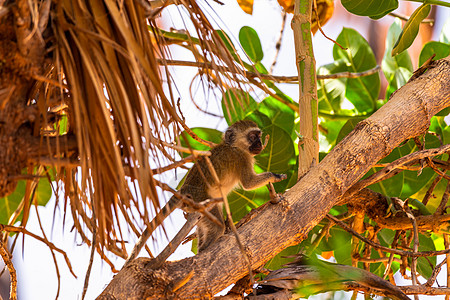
[{"left": 248, "top": 130, "right": 262, "bottom": 155}]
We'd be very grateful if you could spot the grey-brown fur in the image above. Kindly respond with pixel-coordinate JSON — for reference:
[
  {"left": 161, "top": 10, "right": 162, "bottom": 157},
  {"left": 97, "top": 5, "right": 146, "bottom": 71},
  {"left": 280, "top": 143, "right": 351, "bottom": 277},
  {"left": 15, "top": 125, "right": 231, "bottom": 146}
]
[{"left": 124, "top": 120, "right": 286, "bottom": 268}]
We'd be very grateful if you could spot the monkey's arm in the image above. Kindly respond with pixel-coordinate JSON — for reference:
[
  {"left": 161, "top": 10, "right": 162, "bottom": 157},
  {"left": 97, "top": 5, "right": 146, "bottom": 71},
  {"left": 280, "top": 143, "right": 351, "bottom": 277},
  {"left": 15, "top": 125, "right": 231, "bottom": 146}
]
[
  {"left": 123, "top": 196, "right": 181, "bottom": 268},
  {"left": 240, "top": 169, "right": 287, "bottom": 190}
]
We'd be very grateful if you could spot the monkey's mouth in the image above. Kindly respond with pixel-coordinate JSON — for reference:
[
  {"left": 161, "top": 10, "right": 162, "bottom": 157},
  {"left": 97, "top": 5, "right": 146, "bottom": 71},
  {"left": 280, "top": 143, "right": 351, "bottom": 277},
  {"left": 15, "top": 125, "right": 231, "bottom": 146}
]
[{"left": 249, "top": 144, "right": 262, "bottom": 155}]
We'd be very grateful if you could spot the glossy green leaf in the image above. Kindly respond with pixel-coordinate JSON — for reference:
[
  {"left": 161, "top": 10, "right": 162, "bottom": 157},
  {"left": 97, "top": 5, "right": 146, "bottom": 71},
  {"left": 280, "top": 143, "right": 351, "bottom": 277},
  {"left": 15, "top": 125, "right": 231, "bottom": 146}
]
[
  {"left": 365, "top": 134, "right": 440, "bottom": 198},
  {"left": 179, "top": 127, "right": 222, "bottom": 155},
  {"left": 440, "top": 18, "right": 450, "bottom": 44},
  {"left": 255, "top": 125, "right": 296, "bottom": 173},
  {"left": 333, "top": 28, "right": 380, "bottom": 113},
  {"left": 415, "top": 234, "right": 436, "bottom": 278},
  {"left": 419, "top": 41, "right": 450, "bottom": 67},
  {"left": 265, "top": 244, "right": 303, "bottom": 271},
  {"left": 239, "top": 26, "right": 264, "bottom": 63},
  {"left": 228, "top": 188, "right": 268, "bottom": 222},
  {"left": 319, "top": 119, "right": 346, "bottom": 151},
  {"left": 329, "top": 227, "right": 352, "bottom": 265},
  {"left": 317, "top": 60, "right": 348, "bottom": 114},
  {"left": 385, "top": 67, "right": 412, "bottom": 100},
  {"left": 222, "top": 89, "right": 258, "bottom": 125},
  {"left": 341, "top": 0, "right": 398, "bottom": 18},
  {"left": 258, "top": 96, "right": 295, "bottom": 137},
  {"left": 382, "top": 19, "right": 413, "bottom": 81},
  {"left": 0, "top": 176, "right": 53, "bottom": 224},
  {"left": 392, "top": 4, "right": 431, "bottom": 56},
  {"left": 0, "top": 181, "right": 25, "bottom": 224}
]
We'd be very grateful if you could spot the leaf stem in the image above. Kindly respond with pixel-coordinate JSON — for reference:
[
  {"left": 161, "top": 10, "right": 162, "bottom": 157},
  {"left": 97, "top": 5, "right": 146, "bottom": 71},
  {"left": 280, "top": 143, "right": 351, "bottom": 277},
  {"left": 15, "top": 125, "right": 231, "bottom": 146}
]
[{"left": 405, "top": 0, "right": 450, "bottom": 8}]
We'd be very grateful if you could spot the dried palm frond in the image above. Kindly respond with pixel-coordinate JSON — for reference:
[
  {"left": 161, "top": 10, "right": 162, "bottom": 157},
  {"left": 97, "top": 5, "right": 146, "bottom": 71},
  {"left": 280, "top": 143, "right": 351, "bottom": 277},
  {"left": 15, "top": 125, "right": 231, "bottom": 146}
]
[{"left": 0, "top": 0, "right": 248, "bottom": 263}]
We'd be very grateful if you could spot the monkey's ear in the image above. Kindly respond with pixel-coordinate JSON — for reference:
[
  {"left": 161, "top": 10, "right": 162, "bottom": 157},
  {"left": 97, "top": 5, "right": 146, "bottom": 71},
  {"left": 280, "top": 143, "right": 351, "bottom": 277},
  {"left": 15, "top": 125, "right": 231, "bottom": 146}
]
[{"left": 224, "top": 128, "right": 235, "bottom": 145}]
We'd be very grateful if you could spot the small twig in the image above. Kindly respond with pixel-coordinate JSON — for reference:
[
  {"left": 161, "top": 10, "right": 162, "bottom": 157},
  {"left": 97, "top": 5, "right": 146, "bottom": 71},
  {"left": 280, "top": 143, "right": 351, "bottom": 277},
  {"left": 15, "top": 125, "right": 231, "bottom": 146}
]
[
  {"left": 347, "top": 144, "right": 450, "bottom": 196},
  {"left": 436, "top": 181, "right": 450, "bottom": 215},
  {"left": 0, "top": 224, "right": 76, "bottom": 278},
  {"left": 152, "top": 155, "right": 198, "bottom": 175},
  {"left": 400, "top": 198, "right": 419, "bottom": 300},
  {"left": 188, "top": 74, "right": 223, "bottom": 118},
  {"left": 423, "top": 175, "right": 442, "bottom": 205},
  {"left": 354, "top": 256, "right": 402, "bottom": 263},
  {"left": 326, "top": 214, "right": 450, "bottom": 257},
  {"left": 0, "top": 240, "right": 17, "bottom": 300},
  {"left": 81, "top": 197, "right": 97, "bottom": 300},
  {"left": 426, "top": 157, "right": 450, "bottom": 181},
  {"left": 269, "top": 10, "right": 287, "bottom": 74},
  {"left": 178, "top": 120, "right": 216, "bottom": 148},
  {"left": 424, "top": 256, "right": 446, "bottom": 287},
  {"left": 33, "top": 201, "right": 61, "bottom": 299},
  {"left": 313, "top": 0, "right": 346, "bottom": 50},
  {"left": 388, "top": 12, "right": 434, "bottom": 24},
  {"left": 445, "top": 234, "right": 450, "bottom": 300},
  {"left": 157, "top": 59, "right": 381, "bottom": 82},
  {"left": 307, "top": 221, "right": 332, "bottom": 256},
  {"left": 149, "top": 131, "right": 211, "bottom": 156}
]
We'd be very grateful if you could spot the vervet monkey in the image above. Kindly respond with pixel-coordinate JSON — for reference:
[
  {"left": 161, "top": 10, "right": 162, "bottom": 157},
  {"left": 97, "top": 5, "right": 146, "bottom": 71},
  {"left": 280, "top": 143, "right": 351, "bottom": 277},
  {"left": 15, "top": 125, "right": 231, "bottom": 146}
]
[{"left": 124, "top": 120, "right": 287, "bottom": 268}]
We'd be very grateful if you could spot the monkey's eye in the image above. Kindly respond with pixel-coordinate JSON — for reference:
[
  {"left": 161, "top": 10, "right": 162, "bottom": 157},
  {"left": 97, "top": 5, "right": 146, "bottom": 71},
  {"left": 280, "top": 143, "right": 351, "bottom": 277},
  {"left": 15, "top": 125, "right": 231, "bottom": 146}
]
[{"left": 248, "top": 131, "right": 260, "bottom": 142}]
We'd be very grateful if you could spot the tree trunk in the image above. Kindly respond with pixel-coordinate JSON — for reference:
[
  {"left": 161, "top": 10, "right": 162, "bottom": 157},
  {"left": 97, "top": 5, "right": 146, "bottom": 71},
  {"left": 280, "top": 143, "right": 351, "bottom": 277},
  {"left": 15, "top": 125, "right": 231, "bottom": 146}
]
[{"left": 98, "top": 56, "right": 450, "bottom": 299}]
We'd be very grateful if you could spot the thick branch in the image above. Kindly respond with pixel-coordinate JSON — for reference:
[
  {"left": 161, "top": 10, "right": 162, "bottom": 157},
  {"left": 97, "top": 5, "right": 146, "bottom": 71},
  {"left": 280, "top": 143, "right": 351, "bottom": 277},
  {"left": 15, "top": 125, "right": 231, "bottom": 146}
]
[{"left": 99, "top": 57, "right": 450, "bottom": 299}]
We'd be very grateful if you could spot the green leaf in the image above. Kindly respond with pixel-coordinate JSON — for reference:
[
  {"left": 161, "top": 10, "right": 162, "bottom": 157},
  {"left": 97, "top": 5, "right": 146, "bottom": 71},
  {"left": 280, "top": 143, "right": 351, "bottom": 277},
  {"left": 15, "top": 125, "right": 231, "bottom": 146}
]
[
  {"left": 440, "top": 18, "right": 450, "bottom": 44},
  {"left": 239, "top": 26, "right": 264, "bottom": 63},
  {"left": 415, "top": 233, "right": 436, "bottom": 278},
  {"left": 392, "top": 4, "right": 431, "bottom": 56},
  {"left": 265, "top": 244, "right": 303, "bottom": 270},
  {"left": 317, "top": 60, "right": 348, "bottom": 114},
  {"left": 333, "top": 28, "right": 380, "bottom": 113},
  {"left": 329, "top": 227, "right": 352, "bottom": 265},
  {"left": 419, "top": 41, "right": 450, "bottom": 67},
  {"left": 179, "top": 127, "right": 222, "bottom": 155},
  {"left": 0, "top": 181, "right": 25, "bottom": 224},
  {"left": 254, "top": 125, "right": 296, "bottom": 173},
  {"left": 258, "top": 97, "right": 295, "bottom": 137},
  {"left": 221, "top": 89, "right": 258, "bottom": 125},
  {"left": 341, "top": 0, "right": 398, "bottom": 18},
  {"left": 319, "top": 119, "right": 347, "bottom": 151},
  {"left": 228, "top": 188, "right": 269, "bottom": 222},
  {"left": 382, "top": 19, "right": 413, "bottom": 81},
  {"left": 365, "top": 134, "right": 440, "bottom": 198},
  {"left": 385, "top": 67, "right": 412, "bottom": 100}
]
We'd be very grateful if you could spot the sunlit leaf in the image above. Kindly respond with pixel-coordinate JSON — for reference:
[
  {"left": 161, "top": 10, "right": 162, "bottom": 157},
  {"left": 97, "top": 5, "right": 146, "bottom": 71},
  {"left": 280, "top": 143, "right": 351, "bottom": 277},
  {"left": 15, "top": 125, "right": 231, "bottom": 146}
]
[
  {"left": 419, "top": 41, "right": 450, "bottom": 67},
  {"left": 222, "top": 89, "right": 258, "bottom": 125},
  {"left": 415, "top": 234, "right": 436, "bottom": 278},
  {"left": 236, "top": 0, "right": 253, "bottom": 14},
  {"left": 333, "top": 28, "right": 379, "bottom": 113},
  {"left": 179, "top": 127, "right": 222, "bottom": 155},
  {"left": 239, "top": 26, "right": 264, "bottom": 63},
  {"left": 392, "top": 4, "right": 431, "bottom": 56},
  {"left": 385, "top": 67, "right": 412, "bottom": 100},
  {"left": 341, "top": 0, "right": 398, "bottom": 18},
  {"left": 258, "top": 96, "right": 296, "bottom": 136},
  {"left": 382, "top": 18, "right": 413, "bottom": 81}
]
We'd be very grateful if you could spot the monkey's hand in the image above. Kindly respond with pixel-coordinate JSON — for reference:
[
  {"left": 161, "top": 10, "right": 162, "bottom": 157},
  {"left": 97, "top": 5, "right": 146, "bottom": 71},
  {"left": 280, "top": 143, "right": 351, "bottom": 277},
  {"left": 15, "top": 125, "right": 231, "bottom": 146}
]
[{"left": 271, "top": 173, "right": 287, "bottom": 182}]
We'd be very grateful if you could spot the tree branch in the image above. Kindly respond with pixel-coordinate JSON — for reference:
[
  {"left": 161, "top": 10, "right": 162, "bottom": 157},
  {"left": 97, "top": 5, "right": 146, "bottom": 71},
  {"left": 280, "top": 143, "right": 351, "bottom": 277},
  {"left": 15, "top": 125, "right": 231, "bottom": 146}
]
[{"left": 99, "top": 57, "right": 450, "bottom": 299}]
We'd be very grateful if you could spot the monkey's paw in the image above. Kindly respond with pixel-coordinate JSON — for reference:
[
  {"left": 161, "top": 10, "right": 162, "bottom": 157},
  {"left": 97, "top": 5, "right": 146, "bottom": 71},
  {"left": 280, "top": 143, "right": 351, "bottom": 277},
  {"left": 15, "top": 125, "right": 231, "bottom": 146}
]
[{"left": 272, "top": 173, "right": 287, "bottom": 182}]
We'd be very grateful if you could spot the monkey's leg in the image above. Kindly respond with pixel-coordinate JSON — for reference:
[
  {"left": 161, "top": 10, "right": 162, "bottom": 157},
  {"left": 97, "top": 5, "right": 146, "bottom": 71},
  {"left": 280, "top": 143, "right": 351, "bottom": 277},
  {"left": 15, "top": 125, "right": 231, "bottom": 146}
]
[
  {"left": 148, "top": 213, "right": 202, "bottom": 269},
  {"left": 197, "top": 204, "right": 225, "bottom": 252}
]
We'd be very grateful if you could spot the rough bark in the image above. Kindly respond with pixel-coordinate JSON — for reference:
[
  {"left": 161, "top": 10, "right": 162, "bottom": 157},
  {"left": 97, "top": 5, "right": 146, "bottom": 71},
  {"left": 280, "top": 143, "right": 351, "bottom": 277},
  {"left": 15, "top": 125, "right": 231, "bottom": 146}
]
[{"left": 99, "top": 57, "right": 450, "bottom": 299}]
